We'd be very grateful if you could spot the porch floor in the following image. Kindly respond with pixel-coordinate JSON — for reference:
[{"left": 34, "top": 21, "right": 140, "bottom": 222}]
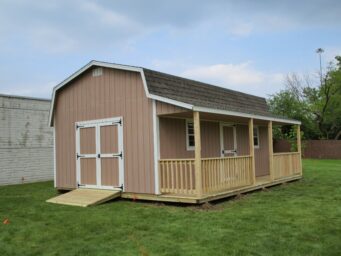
[{"left": 121, "top": 174, "right": 302, "bottom": 204}]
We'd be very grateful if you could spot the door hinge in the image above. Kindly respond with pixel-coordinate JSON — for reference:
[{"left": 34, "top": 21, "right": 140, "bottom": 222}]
[
  {"left": 115, "top": 184, "right": 124, "bottom": 190},
  {"left": 76, "top": 153, "right": 84, "bottom": 159},
  {"left": 97, "top": 154, "right": 101, "bottom": 158},
  {"left": 76, "top": 124, "right": 84, "bottom": 129}
]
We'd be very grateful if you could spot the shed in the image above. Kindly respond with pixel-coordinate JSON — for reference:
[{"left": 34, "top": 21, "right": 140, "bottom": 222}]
[{"left": 49, "top": 61, "right": 302, "bottom": 204}]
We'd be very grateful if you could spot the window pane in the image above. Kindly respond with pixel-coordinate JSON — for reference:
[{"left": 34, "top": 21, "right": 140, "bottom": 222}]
[
  {"left": 253, "top": 128, "right": 258, "bottom": 136},
  {"left": 254, "top": 137, "right": 258, "bottom": 146},
  {"left": 253, "top": 128, "right": 259, "bottom": 147},
  {"left": 187, "top": 121, "right": 195, "bottom": 149},
  {"left": 188, "top": 122, "right": 194, "bottom": 135},
  {"left": 189, "top": 135, "right": 195, "bottom": 147}
]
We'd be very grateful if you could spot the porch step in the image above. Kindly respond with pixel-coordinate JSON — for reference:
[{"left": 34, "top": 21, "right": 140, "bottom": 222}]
[{"left": 46, "top": 189, "right": 121, "bottom": 207}]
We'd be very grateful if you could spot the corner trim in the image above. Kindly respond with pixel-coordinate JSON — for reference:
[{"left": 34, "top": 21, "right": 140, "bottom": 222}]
[{"left": 152, "top": 100, "right": 160, "bottom": 194}]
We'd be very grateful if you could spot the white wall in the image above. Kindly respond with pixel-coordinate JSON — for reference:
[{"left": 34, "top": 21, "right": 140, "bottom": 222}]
[{"left": 0, "top": 95, "right": 54, "bottom": 185}]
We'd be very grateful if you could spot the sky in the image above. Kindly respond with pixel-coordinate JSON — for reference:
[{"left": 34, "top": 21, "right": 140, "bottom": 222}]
[{"left": 1, "top": 0, "right": 341, "bottom": 99}]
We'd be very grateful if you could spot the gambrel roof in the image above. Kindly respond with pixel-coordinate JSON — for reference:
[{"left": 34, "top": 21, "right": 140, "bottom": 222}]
[
  {"left": 49, "top": 60, "right": 300, "bottom": 126},
  {"left": 143, "top": 68, "right": 270, "bottom": 117}
]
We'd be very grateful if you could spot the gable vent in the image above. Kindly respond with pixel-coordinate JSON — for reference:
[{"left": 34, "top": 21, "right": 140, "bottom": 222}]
[{"left": 92, "top": 67, "right": 103, "bottom": 77}]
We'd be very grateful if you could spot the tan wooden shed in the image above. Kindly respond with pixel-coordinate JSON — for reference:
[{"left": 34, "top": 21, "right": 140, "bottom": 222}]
[{"left": 49, "top": 60, "right": 302, "bottom": 204}]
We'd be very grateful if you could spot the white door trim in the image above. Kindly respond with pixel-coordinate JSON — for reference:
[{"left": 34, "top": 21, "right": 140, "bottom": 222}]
[
  {"left": 75, "top": 117, "right": 124, "bottom": 191},
  {"left": 220, "top": 122, "right": 237, "bottom": 157}
]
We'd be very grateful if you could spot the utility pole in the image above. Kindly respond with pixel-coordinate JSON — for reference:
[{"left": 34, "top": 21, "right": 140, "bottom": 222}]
[{"left": 316, "top": 48, "right": 324, "bottom": 86}]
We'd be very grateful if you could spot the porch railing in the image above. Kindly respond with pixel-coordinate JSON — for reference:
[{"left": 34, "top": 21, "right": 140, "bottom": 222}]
[
  {"left": 273, "top": 152, "right": 301, "bottom": 179},
  {"left": 159, "top": 153, "right": 301, "bottom": 197},
  {"left": 159, "top": 156, "right": 253, "bottom": 196},
  {"left": 201, "top": 156, "right": 253, "bottom": 194},
  {"left": 159, "top": 159, "right": 196, "bottom": 195}
]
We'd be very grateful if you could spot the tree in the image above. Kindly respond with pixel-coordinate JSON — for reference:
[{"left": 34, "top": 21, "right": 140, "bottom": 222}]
[
  {"left": 268, "top": 74, "right": 319, "bottom": 139},
  {"left": 268, "top": 56, "right": 341, "bottom": 140}
]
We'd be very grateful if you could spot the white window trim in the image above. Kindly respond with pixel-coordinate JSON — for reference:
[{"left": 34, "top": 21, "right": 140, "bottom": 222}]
[
  {"left": 186, "top": 119, "right": 195, "bottom": 151},
  {"left": 254, "top": 126, "right": 260, "bottom": 149}
]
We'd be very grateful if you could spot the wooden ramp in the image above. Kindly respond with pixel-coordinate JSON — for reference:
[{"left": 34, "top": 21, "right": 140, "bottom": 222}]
[{"left": 46, "top": 189, "right": 121, "bottom": 207}]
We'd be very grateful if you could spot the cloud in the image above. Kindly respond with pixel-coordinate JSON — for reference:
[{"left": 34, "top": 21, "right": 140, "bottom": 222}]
[
  {"left": 228, "top": 22, "right": 253, "bottom": 37},
  {"left": 28, "top": 27, "right": 79, "bottom": 54},
  {"left": 0, "top": 0, "right": 340, "bottom": 99},
  {"left": 0, "top": 0, "right": 145, "bottom": 54},
  {"left": 80, "top": 1, "right": 139, "bottom": 30},
  {"left": 182, "top": 62, "right": 284, "bottom": 97},
  {"left": 1, "top": 81, "right": 56, "bottom": 99}
]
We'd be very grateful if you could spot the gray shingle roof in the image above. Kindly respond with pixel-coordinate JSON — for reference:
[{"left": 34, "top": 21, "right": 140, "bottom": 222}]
[{"left": 143, "top": 68, "right": 271, "bottom": 117}]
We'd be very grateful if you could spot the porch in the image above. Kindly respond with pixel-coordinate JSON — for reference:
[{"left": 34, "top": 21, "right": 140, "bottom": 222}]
[{"left": 156, "top": 108, "right": 302, "bottom": 202}]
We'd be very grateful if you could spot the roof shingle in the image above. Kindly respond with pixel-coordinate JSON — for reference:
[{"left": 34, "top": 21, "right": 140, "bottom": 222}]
[{"left": 143, "top": 68, "right": 271, "bottom": 116}]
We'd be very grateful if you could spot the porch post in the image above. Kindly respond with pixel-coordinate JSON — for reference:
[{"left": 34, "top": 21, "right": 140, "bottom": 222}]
[
  {"left": 268, "top": 121, "right": 274, "bottom": 181},
  {"left": 193, "top": 111, "right": 203, "bottom": 197},
  {"left": 248, "top": 118, "right": 256, "bottom": 184},
  {"left": 297, "top": 125, "right": 302, "bottom": 174}
]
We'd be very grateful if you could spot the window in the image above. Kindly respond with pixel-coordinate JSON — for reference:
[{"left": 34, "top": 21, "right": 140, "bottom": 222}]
[
  {"left": 186, "top": 120, "right": 195, "bottom": 150},
  {"left": 253, "top": 127, "right": 259, "bottom": 148}
]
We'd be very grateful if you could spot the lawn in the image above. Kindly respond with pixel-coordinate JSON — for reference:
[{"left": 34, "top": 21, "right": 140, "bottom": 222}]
[{"left": 0, "top": 159, "right": 341, "bottom": 256}]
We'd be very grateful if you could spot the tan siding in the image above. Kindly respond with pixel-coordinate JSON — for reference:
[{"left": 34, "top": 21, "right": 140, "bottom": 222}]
[
  {"left": 236, "top": 125, "right": 249, "bottom": 156},
  {"left": 101, "top": 158, "right": 119, "bottom": 186},
  {"left": 100, "top": 125, "right": 118, "bottom": 154},
  {"left": 156, "top": 101, "right": 187, "bottom": 115},
  {"left": 236, "top": 124, "right": 269, "bottom": 176},
  {"left": 159, "top": 118, "right": 220, "bottom": 159},
  {"left": 159, "top": 118, "right": 193, "bottom": 159},
  {"left": 80, "top": 128, "right": 96, "bottom": 154},
  {"left": 80, "top": 158, "right": 96, "bottom": 185},
  {"left": 254, "top": 126, "right": 270, "bottom": 176},
  {"left": 201, "top": 121, "right": 221, "bottom": 158},
  {"left": 54, "top": 67, "right": 155, "bottom": 193}
]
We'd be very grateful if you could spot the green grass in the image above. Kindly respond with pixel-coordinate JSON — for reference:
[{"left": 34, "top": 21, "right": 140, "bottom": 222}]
[{"left": 1, "top": 159, "right": 341, "bottom": 256}]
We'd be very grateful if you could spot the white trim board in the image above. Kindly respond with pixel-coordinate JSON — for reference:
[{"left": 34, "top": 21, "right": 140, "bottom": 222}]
[
  {"left": 53, "top": 125, "right": 56, "bottom": 188},
  {"left": 193, "top": 106, "right": 301, "bottom": 125},
  {"left": 152, "top": 100, "right": 160, "bottom": 195}
]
